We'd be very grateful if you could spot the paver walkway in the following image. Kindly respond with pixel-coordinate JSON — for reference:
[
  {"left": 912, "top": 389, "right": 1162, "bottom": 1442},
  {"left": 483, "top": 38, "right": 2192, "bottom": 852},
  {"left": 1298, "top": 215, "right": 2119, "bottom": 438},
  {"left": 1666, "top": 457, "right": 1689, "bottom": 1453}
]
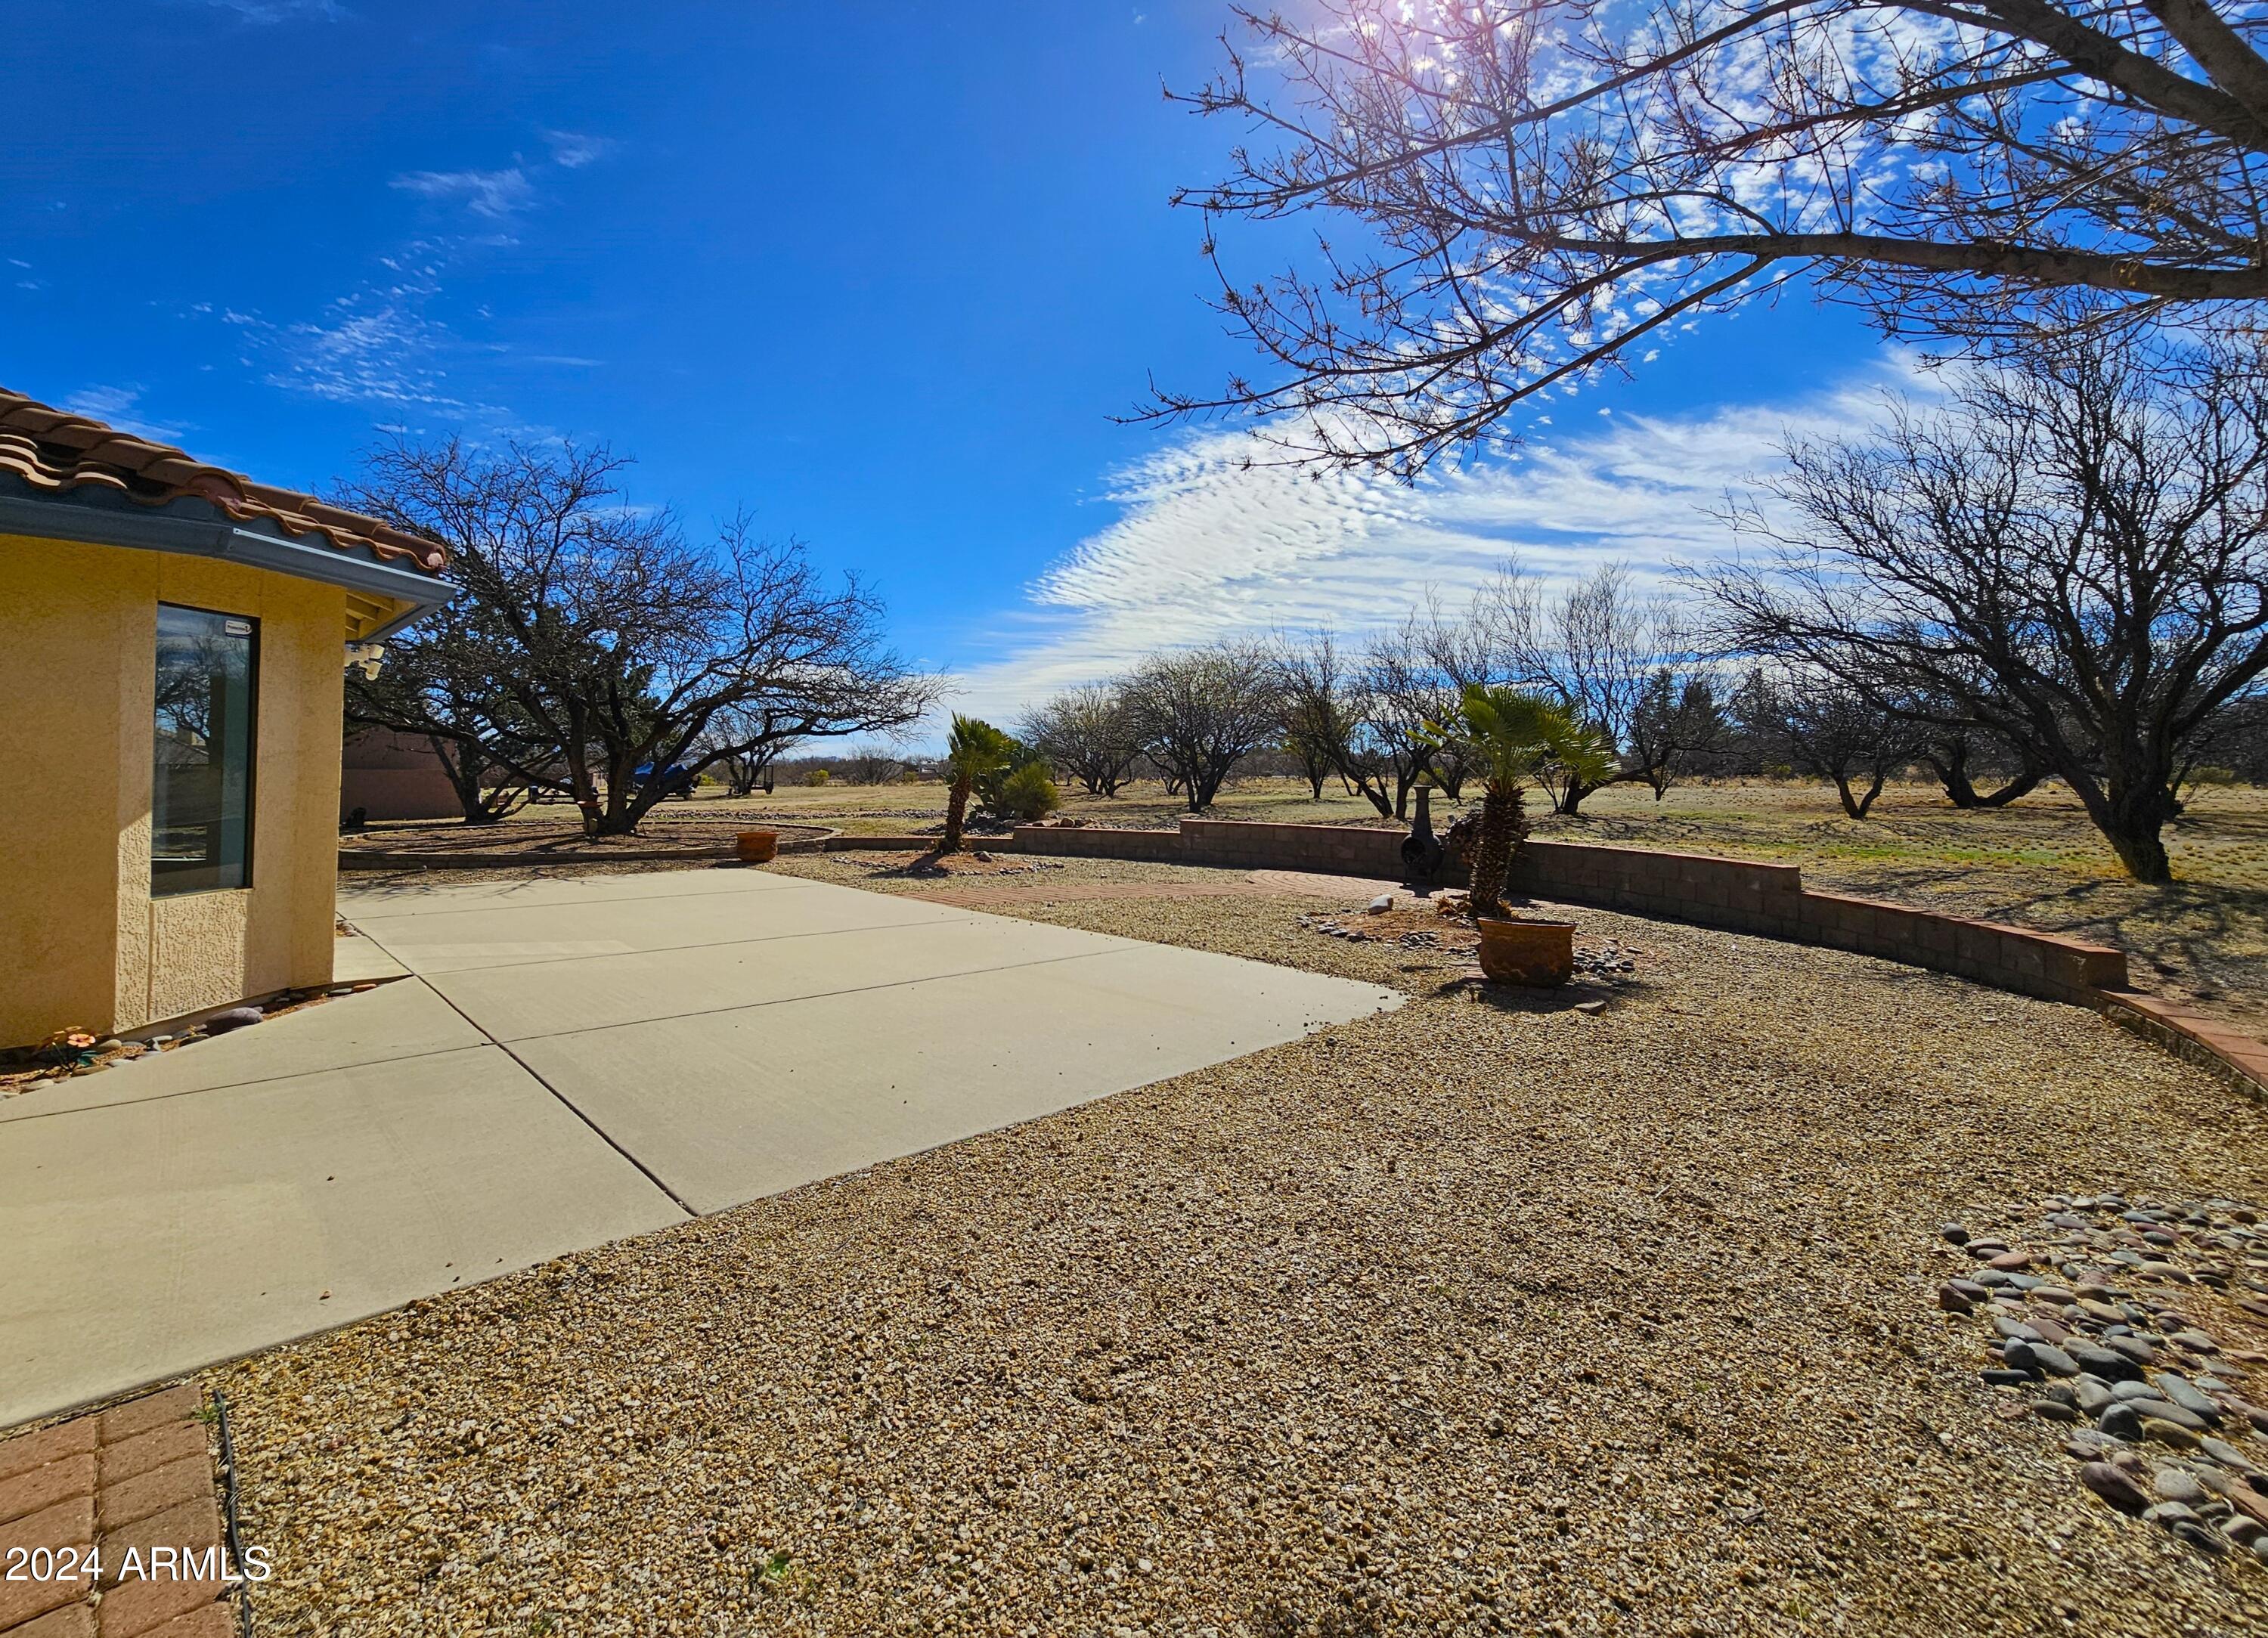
[
  {"left": 1, "top": 869, "right": 1398, "bottom": 1427},
  {"left": 0, "top": 1386, "right": 231, "bottom": 1638}
]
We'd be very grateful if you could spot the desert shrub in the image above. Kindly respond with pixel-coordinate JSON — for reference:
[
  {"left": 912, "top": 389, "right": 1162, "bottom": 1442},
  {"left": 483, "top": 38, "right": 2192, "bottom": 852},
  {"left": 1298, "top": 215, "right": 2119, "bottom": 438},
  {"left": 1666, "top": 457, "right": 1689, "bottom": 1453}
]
[
  {"left": 993, "top": 760, "right": 1061, "bottom": 822},
  {"left": 974, "top": 735, "right": 1048, "bottom": 818},
  {"left": 804, "top": 767, "right": 832, "bottom": 786}
]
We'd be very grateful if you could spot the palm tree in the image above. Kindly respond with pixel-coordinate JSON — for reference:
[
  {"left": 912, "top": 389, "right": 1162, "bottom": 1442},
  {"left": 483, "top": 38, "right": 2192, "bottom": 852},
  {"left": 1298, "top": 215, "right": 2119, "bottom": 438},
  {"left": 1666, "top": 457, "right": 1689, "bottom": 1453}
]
[
  {"left": 1433, "top": 687, "right": 1616, "bottom": 918},
  {"left": 940, "top": 714, "right": 1017, "bottom": 853}
]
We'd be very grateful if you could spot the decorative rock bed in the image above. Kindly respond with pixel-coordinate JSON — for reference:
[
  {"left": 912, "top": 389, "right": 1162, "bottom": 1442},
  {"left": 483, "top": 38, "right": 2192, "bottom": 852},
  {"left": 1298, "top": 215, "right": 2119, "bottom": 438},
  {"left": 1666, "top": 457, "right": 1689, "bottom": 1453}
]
[
  {"left": 0, "top": 982, "right": 378, "bottom": 1101},
  {"left": 1937, "top": 1191, "right": 2268, "bottom": 1558},
  {"left": 1297, "top": 891, "right": 1654, "bottom": 982}
]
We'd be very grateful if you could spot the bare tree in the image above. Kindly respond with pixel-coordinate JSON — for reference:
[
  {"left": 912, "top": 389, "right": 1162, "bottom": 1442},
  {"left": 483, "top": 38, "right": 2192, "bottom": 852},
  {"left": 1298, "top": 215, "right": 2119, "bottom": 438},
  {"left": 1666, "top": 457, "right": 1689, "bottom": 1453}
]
[
  {"left": 698, "top": 706, "right": 796, "bottom": 797},
  {"left": 1023, "top": 685, "right": 1145, "bottom": 796},
  {"left": 1703, "top": 336, "right": 2268, "bottom": 879},
  {"left": 1281, "top": 729, "right": 1333, "bottom": 800},
  {"left": 838, "top": 747, "right": 906, "bottom": 785},
  {"left": 1906, "top": 711, "right": 2047, "bottom": 809},
  {"left": 1745, "top": 669, "right": 1922, "bottom": 819},
  {"left": 342, "top": 438, "right": 936, "bottom": 838},
  {"left": 1478, "top": 560, "right": 1681, "bottom": 813},
  {"left": 1361, "top": 614, "right": 1476, "bottom": 807},
  {"left": 345, "top": 625, "right": 558, "bottom": 825},
  {"left": 1275, "top": 630, "right": 1413, "bottom": 816},
  {"left": 1155, "top": 0, "right": 2268, "bottom": 472},
  {"left": 1624, "top": 670, "right": 1727, "bottom": 800},
  {"left": 1123, "top": 643, "right": 1287, "bottom": 812},
  {"left": 2202, "top": 691, "right": 2268, "bottom": 782}
]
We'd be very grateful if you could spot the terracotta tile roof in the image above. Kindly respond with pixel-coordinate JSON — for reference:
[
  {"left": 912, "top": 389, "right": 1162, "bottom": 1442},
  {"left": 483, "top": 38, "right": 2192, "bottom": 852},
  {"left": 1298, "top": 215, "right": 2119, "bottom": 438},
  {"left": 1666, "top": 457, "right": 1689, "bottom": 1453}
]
[{"left": 0, "top": 389, "right": 448, "bottom": 576}]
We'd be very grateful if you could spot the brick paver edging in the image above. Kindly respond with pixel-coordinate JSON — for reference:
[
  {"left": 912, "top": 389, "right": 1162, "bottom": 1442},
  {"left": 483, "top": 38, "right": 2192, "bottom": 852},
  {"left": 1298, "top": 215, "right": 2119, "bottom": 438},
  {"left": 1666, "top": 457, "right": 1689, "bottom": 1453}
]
[
  {"left": 995, "top": 819, "right": 2267, "bottom": 1101},
  {"left": 0, "top": 1386, "right": 238, "bottom": 1638},
  {"left": 2099, "top": 991, "right": 2268, "bottom": 1102}
]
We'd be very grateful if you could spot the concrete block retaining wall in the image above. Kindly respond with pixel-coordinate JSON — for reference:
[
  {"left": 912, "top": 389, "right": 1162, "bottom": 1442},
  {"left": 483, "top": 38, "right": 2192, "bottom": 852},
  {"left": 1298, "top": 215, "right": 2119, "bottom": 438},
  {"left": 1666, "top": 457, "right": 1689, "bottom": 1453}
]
[{"left": 1002, "top": 817, "right": 2259, "bottom": 1098}]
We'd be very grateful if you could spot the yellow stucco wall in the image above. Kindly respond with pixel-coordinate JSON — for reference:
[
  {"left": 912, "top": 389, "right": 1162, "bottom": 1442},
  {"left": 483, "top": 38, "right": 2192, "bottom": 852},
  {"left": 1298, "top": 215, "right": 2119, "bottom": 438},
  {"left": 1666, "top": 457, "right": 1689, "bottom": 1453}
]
[{"left": 0, "top": 532, "right": 345, "bottom": 1043}]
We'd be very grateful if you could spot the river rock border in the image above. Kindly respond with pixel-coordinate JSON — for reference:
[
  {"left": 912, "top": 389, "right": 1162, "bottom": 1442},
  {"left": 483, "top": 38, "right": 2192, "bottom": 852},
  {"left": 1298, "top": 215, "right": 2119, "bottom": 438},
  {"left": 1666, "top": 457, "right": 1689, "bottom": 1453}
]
[{"left": 1934, "top": 1193, "right": 2268, "bottom": 1557}]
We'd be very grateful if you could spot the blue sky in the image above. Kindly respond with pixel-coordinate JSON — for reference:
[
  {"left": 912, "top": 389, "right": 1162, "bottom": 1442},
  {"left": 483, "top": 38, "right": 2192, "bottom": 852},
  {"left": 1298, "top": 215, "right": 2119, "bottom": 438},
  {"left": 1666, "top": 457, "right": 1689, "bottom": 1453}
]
[{"left": 4, "top": 1, "right": 1897, "bottom": 725}]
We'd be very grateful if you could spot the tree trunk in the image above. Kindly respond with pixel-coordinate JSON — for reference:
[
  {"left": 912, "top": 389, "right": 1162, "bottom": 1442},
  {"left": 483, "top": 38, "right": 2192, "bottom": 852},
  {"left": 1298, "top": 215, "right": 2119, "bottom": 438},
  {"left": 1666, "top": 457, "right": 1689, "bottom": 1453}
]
[
  {"left": 590, "top": 762, "right": 646, "bottom": 836},
  {"left": 1928, "top": 752, "right": 1982, "bottom": 809},
  {"left": 943, "top": 772, "right": 973, "bottom": 852},
  {"left": 428, "top": 737, "right": 503, "bottom": 825},
  {"left": 1972, "top": 768, "right": 2044, "bottom": 807},
  {"left": 564, "top": 731, "right": 603, "bottom": 839},
  {"left": 2096, "top": 778, "right": 2178, "bottom": 883},
  {"left": 1558, "top": 776, "right": 1608, "bottom": 816},
  {"left": 1833, "top": 768, "right": 1888, "bottom": 819}
]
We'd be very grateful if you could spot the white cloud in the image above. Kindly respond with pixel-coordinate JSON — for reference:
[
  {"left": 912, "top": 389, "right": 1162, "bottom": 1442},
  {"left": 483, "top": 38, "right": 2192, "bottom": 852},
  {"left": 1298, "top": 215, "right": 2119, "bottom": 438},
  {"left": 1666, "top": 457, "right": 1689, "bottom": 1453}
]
[
  {"left": 198, "top": 0, "right": 344, "bottom": 20},
  {"left": 542, "top": 131, "right": 618, "bottom": 169},
  {"left": 390, "top": 168, "right": 534, "bottom": 220},
  {"left": 943, "top": 364, "right": 1916, "bottom": 723},
  {"left": 59, "top": 385, "right": 186, "bottom": 443}
]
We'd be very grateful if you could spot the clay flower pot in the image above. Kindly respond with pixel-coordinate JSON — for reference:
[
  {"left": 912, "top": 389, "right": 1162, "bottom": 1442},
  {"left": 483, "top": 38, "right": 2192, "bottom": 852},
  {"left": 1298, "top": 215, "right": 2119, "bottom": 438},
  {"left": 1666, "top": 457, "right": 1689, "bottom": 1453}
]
[
  {"left": 1475, "top": 915, "right": 1576, "bottom": 987},
  {"left": 736, "top": 829, "right": 779, "bottom": 864}
]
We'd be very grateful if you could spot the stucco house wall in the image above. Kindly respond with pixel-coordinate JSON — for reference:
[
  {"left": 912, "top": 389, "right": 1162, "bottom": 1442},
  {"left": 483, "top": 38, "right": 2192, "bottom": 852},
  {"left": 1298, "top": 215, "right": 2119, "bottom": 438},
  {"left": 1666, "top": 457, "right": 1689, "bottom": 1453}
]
[{"left": 0, "top": 533, "right": 349, "bottom": 1041}]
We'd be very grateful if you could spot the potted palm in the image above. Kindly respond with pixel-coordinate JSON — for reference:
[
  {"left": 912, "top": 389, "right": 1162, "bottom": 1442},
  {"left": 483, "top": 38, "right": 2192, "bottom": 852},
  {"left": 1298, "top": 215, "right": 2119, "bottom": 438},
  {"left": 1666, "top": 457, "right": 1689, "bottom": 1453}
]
[
  {"left": 1429, "top": 686, "right": 1616, "bottom": 986},
  {"left": 941, "top": 714, "right": 1018, "bottom": 853}
]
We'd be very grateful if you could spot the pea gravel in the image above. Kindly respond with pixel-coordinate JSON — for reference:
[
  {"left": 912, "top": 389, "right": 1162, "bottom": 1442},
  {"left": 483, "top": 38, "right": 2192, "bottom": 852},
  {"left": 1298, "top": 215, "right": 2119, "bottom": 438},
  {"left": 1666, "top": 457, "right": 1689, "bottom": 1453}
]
[{"left": 217, "top": 866, "right": 2268, "bottom": 1636}]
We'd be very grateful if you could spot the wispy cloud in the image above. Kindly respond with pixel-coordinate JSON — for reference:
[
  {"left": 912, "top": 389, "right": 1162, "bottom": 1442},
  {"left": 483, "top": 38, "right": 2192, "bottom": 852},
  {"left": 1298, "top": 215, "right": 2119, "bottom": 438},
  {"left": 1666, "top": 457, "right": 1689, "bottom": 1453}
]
[
  {"left": 542, "top": 130, "right": 618, "bottom": 170},
  {"left": 200, "top": 234, "right": 496, "bottom": 416},
  {"left": 944, "top": 365, "right": 1918, "bottom": 721},
  {"left": 59, "top": 386, "right": 187, "bottom": 443},
  {"left": 197, "top": 0, "right": 345, "bottom": 20},
  {"left": 390, "top": 167, "right": 534, "bottom": 220}
]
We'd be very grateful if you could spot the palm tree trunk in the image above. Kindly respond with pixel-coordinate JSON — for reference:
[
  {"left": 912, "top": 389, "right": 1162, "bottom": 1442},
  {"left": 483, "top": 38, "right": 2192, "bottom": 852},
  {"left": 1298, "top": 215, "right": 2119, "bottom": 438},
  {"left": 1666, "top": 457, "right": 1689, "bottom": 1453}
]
[
  {"left": 943, "top": 772, "right": 973, "bottom": 852},
  {"left": 1468, "top": 784, "right": 1528, "bottom": 918}
]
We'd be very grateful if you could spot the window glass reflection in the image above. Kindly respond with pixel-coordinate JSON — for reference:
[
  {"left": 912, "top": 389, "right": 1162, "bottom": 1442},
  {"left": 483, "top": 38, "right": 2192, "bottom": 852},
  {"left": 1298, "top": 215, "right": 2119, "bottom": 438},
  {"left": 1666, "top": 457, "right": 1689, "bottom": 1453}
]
[{"left": 152, "top": 604, "right": 256, "bottom": 894}]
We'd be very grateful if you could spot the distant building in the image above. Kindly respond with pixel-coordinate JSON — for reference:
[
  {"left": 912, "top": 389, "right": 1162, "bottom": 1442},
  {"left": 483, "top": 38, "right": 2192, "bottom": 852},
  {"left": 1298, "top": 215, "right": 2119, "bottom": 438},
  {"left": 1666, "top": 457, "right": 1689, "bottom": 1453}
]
[
  {"left": 341, "top": 727, "right": 462, "bottom": 823},
  {"left": 0, "top": 389, "right": 453, "bottom": 1045}
]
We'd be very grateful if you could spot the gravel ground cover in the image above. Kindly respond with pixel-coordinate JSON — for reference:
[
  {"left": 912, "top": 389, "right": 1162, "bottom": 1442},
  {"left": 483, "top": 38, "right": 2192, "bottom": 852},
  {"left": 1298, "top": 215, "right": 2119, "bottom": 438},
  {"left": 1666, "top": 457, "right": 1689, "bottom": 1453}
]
[{"left": 218, "top": 860, "right": 2268, "bottom": 1636}]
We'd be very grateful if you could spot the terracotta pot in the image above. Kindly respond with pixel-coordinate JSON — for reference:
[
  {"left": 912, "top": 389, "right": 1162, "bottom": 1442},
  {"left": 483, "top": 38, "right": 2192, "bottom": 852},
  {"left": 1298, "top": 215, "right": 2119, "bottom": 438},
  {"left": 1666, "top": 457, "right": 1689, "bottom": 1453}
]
[
  {"left": 736, "top": 829, "right": 779, "bottom": 864},
  {"left": 1475, "top": 915, "right": 1576, "bottom": 987}
]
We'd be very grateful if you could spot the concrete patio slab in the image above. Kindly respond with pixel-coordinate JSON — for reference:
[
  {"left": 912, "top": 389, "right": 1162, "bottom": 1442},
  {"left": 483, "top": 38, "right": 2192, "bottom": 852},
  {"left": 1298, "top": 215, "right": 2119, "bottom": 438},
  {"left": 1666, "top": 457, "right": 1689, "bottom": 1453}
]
[
  {"left": 0, "top": 1042, "right": 683, "bottom": 1428},
  {"left": 510, "top": 943, "right": 1400, "bottom": 1212},
  {"left": 422, "top": 913, "right": 1137, "bottom": 1041},
  {"left": 336, "top": 865, "right": 806, "bottom": 918},
  {"left": 6, "top": 867, "right": 1396, "bottom": 1426},
  {"left": 331, "top": 932, "right": 410, "bottom": 983},
  {"left": 345, "top": 877, "right": 963, "bottom": 971}
]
